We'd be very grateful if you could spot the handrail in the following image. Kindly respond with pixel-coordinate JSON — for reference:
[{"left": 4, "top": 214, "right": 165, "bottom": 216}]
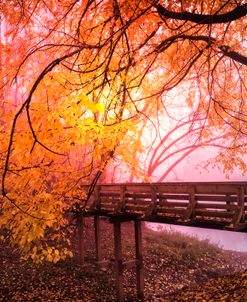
[{"left": 84, "top": 182, "right": 247, "bottom": 231}]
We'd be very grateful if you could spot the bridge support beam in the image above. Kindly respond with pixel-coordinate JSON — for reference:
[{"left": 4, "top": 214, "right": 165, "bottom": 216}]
[
  {"left": 77, "top": 215, "right": 105, "bottom": 265},
  {"left": 94, "top": 216, "right": 102, "bottom": 262},
  {"left": 77, "top": 215, "right": 144, "bottom": 300},
  {"left": 135, "top": 220, "right": 144, "bottom": 300},
  {"left": 77, "top": 213, "right": 84, "bottom": 263},
  {"left": 113, "top": 221, "right": 124, "bottom": 302},
  {"left": 112, "top": 219, "right": 144, "bottom": 302}
]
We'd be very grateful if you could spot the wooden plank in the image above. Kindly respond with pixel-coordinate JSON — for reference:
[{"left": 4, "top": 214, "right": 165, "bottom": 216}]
[
  {"left": 155, "top": 185, "right": 192, "bottom": 194},
  {"left": 162, "top": 183, "right": 237, "bottom": 194},
  {"left": 158, "top": 201, "right": 189, "bottom": 207},
  {"left": 113, "top": 221, "right": 124, "bottom": 302},
  {"left": 100, "top": 199, "right": 120, "bottom": 205},
  {"left": 157, "top": 208, "right": 185, "bottom": 214},
  {"left": 125, "top": 205, "right": 148, "bottom": 212},
  {"left": 196, "top": 203, "right": 237, "bottom": 210},
  {"left": 125, "top": 185, "right": 154, "bottom": 192},
  {"left": 156, "top": 213, "right": 182, "bottom": 219},
  {"left": 159, "top": 194, "right": 237, "bottom": 203},
  {"left": 100, "top": 192, "right": 120, "bottom": 197},
  {"left": 195, "top": 209, "right": 233, "bottom": 218},
  {"left": 125, "top": 211, "right": 145, "bottom": 216},
  {"left": 195, "top": 184, "right": 238, "bottom": 194},
  {"left": 196, "top": 195, "right": 237, "bottom": 202},
  {"left": 96, "top": 181, "right": 247, "bottom": 187},
  {"left": 158, "top": 194, "right": 189, "bottom": 200},
  {"left": 125, "top": 198, "right": 152, "bottom": 205},
  {"left": 96, "top": 183, "right": 247, "bottom": 196},
  {"left": 125, "top": 193, "right": 152, "bottom": 199},
  {"left": 135, "top": 220, "right": 144, "bottom": 301}
]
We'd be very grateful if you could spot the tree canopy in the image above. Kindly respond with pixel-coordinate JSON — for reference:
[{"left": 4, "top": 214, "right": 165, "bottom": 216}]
[{"left": 0, "top": 0, "right": 246, "bottom": 262}]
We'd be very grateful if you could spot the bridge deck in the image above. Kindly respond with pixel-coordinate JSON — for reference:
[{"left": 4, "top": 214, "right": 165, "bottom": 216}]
[{"left": 84, "top": 182, "right": 247, "bottom": 231}]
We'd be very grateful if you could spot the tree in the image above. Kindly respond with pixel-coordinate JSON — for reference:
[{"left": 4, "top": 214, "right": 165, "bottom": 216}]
[
  {"left": 0, "top": 0, "right": 246, "bottom": 261},
  {"left": 143, "top": 110, "right": 247, "bottom": 182},
  {"left": 104, "top": 101, "right": 247, "bottom": 183}
]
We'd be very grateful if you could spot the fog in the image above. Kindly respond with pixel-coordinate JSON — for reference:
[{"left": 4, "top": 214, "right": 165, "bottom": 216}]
[
  {"left": 147, "top": 223, "right": 247, "bottom": 252},
  {"left": 152, "top": 146, "right": 246, "bottom": 182},
  {"left": 106, "top": 130, "right": 247, "bottom": 252},
  {"left": 147, "top": 147, "right": 247, "bottom": 252}
]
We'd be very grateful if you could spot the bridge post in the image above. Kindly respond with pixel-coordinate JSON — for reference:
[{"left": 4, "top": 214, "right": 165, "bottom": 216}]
[
  {"left": 182, "top": 186, "right": 196, "bottom": 222},
  {"left": 77, "top": 213, "right": 84, "bottom": 263},
  {"left": 94, "top": 215, "right": 102, "bottom": 262},
  {"left": 226, "top": 193, "right": 231, "bottom": 212},
  {"left": 135, "top": 220, "right": 144, "bottom": 300},
  {"left": 113, "top": 221, "right": 124, "bottom": 302},
  {"left": 229, "top": 186, "right": 246, "bottom": 229},
  {"left": 239, "top": 186, "right": 245, "bottom": 222},
  {"left": 238, "top": 186, "right": 245, "bottom": 222}
]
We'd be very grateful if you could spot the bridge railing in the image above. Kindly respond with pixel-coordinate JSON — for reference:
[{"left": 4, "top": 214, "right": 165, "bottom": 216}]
[{"left": 85, "top": 182, "right": 247, "bottom": 231}]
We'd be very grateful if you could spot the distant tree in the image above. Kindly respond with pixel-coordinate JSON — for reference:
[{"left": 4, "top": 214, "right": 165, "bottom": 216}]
[
  {"left": 104, "top": 106, "right": 247, "bottom": 183},
  {"left": 144, "top": 111, "right": 244, "bottom": 182}
]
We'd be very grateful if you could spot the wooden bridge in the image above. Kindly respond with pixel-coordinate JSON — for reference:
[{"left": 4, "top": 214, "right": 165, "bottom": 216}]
[{"left": 76, "top": 182, "right": 247, "bottom": 301}]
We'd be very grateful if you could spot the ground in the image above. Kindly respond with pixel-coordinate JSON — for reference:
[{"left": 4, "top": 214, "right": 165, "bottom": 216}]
[{"left": 0, "top": 218, "right": 247, "bottom": 301}]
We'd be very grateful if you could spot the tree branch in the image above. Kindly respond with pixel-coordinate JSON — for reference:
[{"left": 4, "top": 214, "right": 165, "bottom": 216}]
[
  {"left": 2, "top": 47, "right": 86, "bottom": 197},
  {"left": 155, "top": 3, "right": 247, "bottom": 24},
  {"left": 157, "top": 34, "right": 247, "bottom": 66}
]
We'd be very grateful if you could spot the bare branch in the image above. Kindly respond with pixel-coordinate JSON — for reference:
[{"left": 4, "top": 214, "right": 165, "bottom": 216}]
[
  {"left": 157, "top": 34, "right": 247, "bottom": 66},
  {"left": 155, "top": 3, "right": 247, "bottom": 24}
]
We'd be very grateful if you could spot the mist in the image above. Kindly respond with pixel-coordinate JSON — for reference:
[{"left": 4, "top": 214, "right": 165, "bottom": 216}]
[
  {"left": 146, "top": 146, "right": 247, "bottom": 252},
  {"left": 147, "top": 223, "right": 247, "bottom": 252}
]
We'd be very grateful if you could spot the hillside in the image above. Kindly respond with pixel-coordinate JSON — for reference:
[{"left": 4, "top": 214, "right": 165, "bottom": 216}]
[{"left": 0, "top": 219, "right": 247, "bottom": 301}]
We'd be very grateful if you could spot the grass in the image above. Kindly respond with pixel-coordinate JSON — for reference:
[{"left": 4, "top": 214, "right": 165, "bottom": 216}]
[{"left": 144, "top": 227, "right": 221, "bottom": 262}]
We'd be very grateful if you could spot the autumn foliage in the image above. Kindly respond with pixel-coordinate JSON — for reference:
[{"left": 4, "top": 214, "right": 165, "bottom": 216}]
[{"left": 0, "top": 0, "right": 246, "bottom": 261}]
